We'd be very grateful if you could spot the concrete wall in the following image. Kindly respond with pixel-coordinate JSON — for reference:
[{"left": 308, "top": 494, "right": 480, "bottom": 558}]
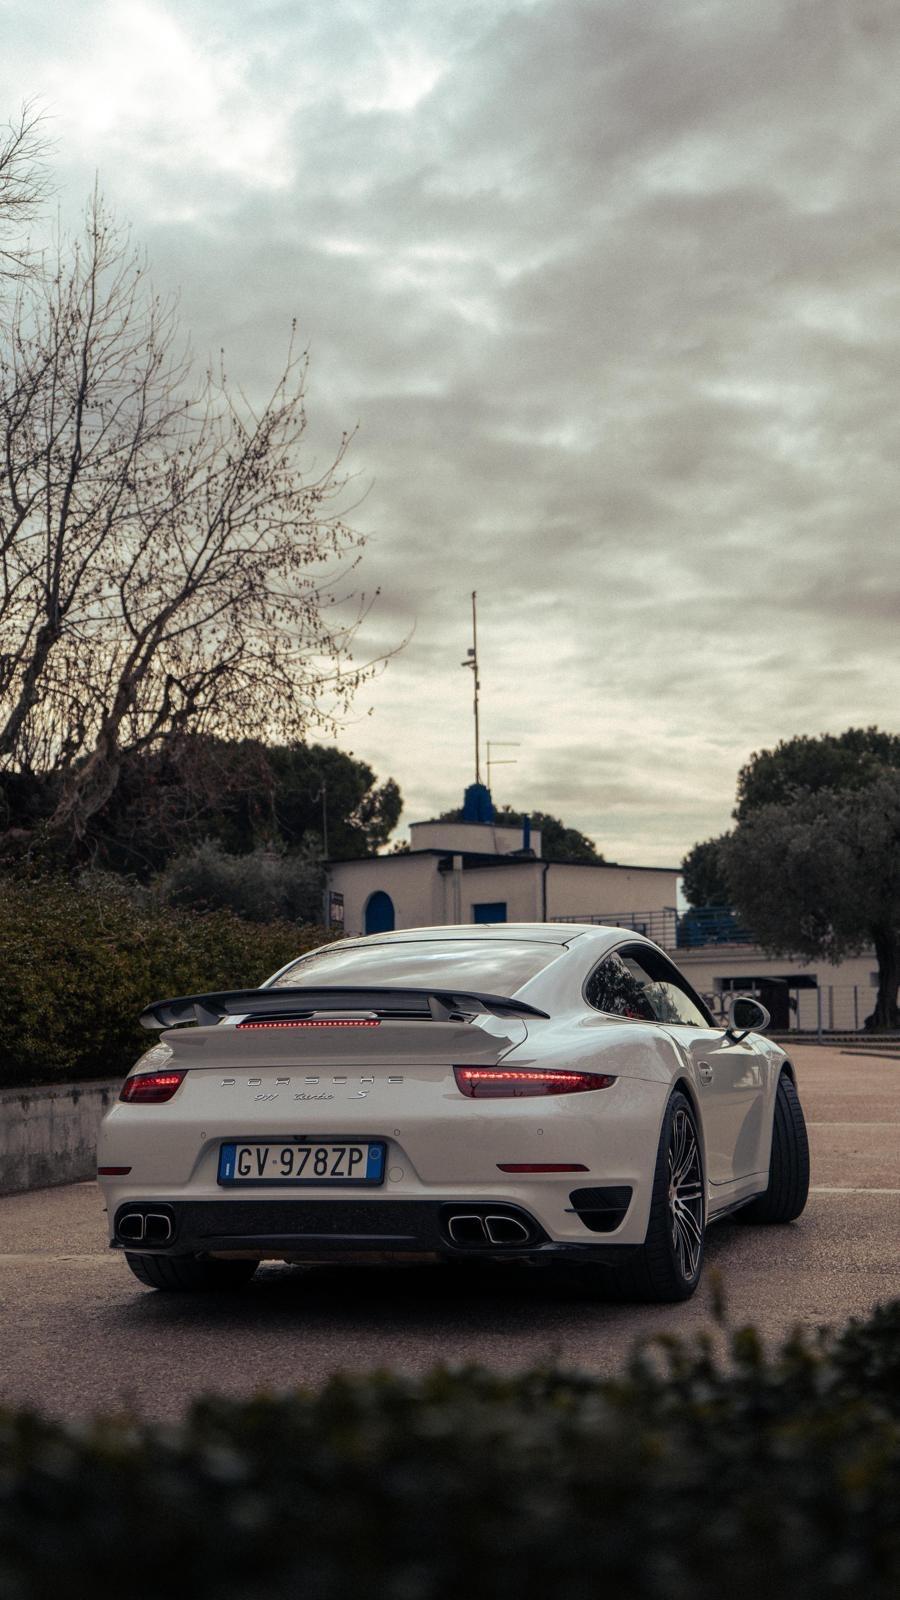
[
  {"left": 454, "top": 861, "right": 544, "bottom": 923},
  {"left": 675, "top": 947, "right": 879, "bottom": 1029},
  {"left": 328, "top": 854, "right": 445, "bottom": 938},
  {"left": 545, "top": 863, "right": 680, "bottom": 920},
  {"left": 409, "top": 820, "right": 542, "bottom": 855},
  {"left": 329, "top": 856, "right": 682, "bottom": 936},
  {"left": 675, "top": 948, "right": 877, "bottom": 995},
  {"left": 0, "top": 1078, "right": 119, "bottom": 1196}
]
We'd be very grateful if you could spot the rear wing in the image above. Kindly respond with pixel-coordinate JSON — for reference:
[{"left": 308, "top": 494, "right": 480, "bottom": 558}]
[{"left": 139, "top": 986, "right": 550, "bottom": 1031}]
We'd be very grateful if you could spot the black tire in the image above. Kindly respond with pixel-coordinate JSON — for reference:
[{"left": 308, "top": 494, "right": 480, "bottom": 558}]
[
  {"left": 737, "top": 1071, "right": 810, "bottom": 1224},
  {"left": 599, "top": 1090, "right": 706, "bottom": 1304},
  {"left": 125, "top": 1253, "right": 259, "bottom": 1292}
]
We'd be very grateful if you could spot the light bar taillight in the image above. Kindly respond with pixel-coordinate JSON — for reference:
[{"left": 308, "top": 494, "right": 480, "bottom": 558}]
[
  {"left": 454, "top": 1067, "right": 616, "bottom": 1098},
  {"left": 120, "top": 1071, "right": 186, "bottom": 1103},
  {"left": 236, "top": 1019, "right": 381, "bottom": 1029}
]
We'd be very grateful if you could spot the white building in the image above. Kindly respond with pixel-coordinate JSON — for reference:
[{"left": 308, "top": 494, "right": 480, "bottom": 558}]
[
  {"left": 325, "top": 789, "right": 881, "bottom": 1033},
  {"left": 326, "top": 800, "right": 679, "bottom": 945}
]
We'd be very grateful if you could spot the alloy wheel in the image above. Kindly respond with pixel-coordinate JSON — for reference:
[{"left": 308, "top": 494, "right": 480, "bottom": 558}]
[{"left": 667, "top": 1107, "right": 704, "bottom": 1280}]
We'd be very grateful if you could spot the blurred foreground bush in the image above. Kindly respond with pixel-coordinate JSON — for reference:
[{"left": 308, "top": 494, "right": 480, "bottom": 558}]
[
  {"left": 0, "top": 874, "right": 328, "bottom": 1088},
  {"left": 0, "top": 1299, "right": 899, "bottom": 1598}
]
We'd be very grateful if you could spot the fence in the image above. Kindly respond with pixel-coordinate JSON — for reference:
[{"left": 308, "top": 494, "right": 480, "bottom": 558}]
[
  {"left": 701, "top": 982, "right": 880, "bottom": 1033},
  {"left": 550, "top": 908, "right": 752, "bottom": 949}
]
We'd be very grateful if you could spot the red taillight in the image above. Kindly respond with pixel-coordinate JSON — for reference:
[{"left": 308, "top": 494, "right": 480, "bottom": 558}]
[
  {"left": 120, "top": 1071, "right": 186, "bottom": 1103},
  {"left": 453, "top": 1067, "right": 616, "bottom": 1098},
  {"left": 237, "top": 1019, "right": 381, "bottom": 1029},
  {"left": 97, "top": 1166, "right": 132, "bottom": 1176}
]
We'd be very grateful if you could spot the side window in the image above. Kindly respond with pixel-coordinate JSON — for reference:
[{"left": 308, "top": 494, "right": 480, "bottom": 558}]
[
  {"left": 645, "top": 979, "right": 710, "bottom": 1028},
  {"left": 620, "top": 945, "right": 712, "bottom": 1028},
  {"left": 585, "top": 956, "right": 656, "bottom": 1020},
  {"left": 586, "top": 947, "right": 713, "bottom": 1028}
]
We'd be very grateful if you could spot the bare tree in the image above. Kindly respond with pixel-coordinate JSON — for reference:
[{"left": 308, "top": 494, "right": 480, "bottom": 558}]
[
  {"left": 0, "top": 192, "right": 379, "bottom": 845},
  {"left": 0, "top": 104, "right": 50, "bottom": 278}
]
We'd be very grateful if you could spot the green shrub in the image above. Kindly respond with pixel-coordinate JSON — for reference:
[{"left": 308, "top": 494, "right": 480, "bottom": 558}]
[
  {"left": 156, "top": 838, "right": 325, "bottom": 923},
  {"left": 0, "top": 1300, "right": 899, "bottom": 1598},
  {"left": 0, "top": 873, "right": 332, "bottom": 1088}
]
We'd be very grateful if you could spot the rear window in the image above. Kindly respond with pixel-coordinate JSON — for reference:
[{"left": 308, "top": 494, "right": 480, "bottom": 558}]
[{"left": 269, "top": 939, "right": 563, "bottom": 995}]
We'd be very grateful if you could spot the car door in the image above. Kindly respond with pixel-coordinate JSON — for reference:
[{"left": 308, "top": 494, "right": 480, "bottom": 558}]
[{"left": 614, "top": 946, "right": 768, "bottom": 1186}]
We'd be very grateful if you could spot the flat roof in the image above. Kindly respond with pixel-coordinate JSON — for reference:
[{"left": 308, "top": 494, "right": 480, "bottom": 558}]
[{"left": 327, "top": 850, "right": 679, "bottom": 872}]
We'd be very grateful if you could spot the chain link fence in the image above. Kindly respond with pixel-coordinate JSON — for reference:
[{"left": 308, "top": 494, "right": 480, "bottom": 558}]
[{"left": 710, "top": 982, "right": 879, "bottom": 1034}]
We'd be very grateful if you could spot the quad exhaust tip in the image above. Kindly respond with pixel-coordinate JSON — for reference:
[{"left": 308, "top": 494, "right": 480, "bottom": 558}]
[
  {"left": 118, "top": 1209, "right": 174, "bottom": 1245},
  {"left": 485, "top": 1214, "right": 530, "bottom": 1244},
  {"left": 446, "top": 1212, "right": 531, "bottom": 1247},
  {"left": 447, "top": 1214, "right": 488, "bottom": 1245}
]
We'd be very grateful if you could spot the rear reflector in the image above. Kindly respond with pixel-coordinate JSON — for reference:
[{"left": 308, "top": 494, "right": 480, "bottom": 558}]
[
  {"left": 497, "top": 1163, "right": 589, "bottom": 1173},
  {"left": 237, "top": 1019, "right": 381, "bottom": 1029},
  {"left": 120, "top": 1071, "right": 186, "bottom": 1103},
  {"left": 454, "top": 1067, "right": 616, "bottom": 1098},
  {"left": 97, "top": 1166, "right": 132, "bottom": 1176}
]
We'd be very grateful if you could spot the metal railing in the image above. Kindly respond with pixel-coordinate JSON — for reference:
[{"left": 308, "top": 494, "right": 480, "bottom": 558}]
[{"left": 550, "top": 907, "right": 753, "bottom": 950}]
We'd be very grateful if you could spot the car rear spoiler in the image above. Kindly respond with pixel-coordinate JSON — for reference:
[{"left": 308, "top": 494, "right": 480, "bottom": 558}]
[{"left": 138, "top": 986, "right": 550, "bottom": 1030}]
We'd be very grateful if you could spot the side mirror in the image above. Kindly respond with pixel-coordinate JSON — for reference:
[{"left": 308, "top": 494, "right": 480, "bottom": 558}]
[{"left": 724, "top": 994, "right": 771, "bottom": 1041}]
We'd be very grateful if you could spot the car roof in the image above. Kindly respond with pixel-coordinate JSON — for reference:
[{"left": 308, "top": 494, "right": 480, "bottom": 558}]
[
  {"left": 266, "top": 924, "right": 671, "bottom": 1008},
  {"left": 328, "top": 923, "right": 658, "bottom": 956},
  {"left": 333, "top": 923, "right": 582, "bottom": 948}
]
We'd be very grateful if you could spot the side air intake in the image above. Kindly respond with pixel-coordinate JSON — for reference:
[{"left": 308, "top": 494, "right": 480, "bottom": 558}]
[{"left": 568, "top": 1186, "right": 633, "bottom": 1234}]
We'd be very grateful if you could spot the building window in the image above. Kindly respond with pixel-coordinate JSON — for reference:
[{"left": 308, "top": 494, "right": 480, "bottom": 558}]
[
  {"left": 472, "top": 902, "right": 507, "bottom": 924},
  {"left": 364, "top": 891, "right": 395, "bottom": 934}
]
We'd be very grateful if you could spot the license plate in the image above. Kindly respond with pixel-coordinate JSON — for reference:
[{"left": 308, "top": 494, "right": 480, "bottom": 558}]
[{"left": 217, "top": 1140, "right": 385, "bottom": 1186}]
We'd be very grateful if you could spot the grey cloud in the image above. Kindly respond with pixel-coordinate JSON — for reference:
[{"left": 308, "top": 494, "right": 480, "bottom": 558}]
[{"left": 2, "top": 0, "right": 898, "bottom": 861}]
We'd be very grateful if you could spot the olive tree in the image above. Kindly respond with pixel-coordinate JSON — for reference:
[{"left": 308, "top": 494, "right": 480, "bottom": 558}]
[{"left": 722, "top": 770, "right": 900, "bottom": 1030}]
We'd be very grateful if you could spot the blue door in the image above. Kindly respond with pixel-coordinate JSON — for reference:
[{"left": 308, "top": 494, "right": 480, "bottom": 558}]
[{"left": 365, "top": 891, "right": 395, "bottom": 934}]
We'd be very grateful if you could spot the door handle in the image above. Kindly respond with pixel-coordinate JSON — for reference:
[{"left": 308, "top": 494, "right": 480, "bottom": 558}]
[{"left": 698, "top": 1061, "right": 713, "bottom": 1084}]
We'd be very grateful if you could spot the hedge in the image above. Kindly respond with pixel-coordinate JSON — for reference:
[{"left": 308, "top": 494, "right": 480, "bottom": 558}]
[
  {"left": 0, "top": 1300, "right": 899, "bottom": 1598},
  {"left": 0, "top": 874, "right": 333, "bottom": 1088}
]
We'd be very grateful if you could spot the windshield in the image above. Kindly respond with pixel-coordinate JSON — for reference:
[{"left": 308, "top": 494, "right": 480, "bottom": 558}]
[{"left": 269, "top": 939, "right": 564, "bottom": 995}]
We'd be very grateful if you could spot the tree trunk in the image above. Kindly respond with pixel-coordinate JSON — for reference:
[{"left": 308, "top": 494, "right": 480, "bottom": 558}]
[
  {"left": 0, "top": 617, "right": 61, "bottom": 759},
  {"left": 45, "top": 726, "right": 122, "bottom": 845},
  {"left": 869, "top": 926, "right": 900, "bottom": 1031}
]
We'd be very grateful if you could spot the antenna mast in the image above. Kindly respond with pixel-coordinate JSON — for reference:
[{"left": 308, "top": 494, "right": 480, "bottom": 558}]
[
  {"left": 487, "top": 741, "right": 520, "bottom": 791},
  {"left": 461, "top": 590, "right": 481, "bottom": 785}
]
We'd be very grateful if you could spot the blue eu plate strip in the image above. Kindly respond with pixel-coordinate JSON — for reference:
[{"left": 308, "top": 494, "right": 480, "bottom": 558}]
[
  {"left": 366, "top": 1144, "right": 385, "bottom": 1180},
  {"left": 219, "top": 1143, "right": 236, "bottom": 1182}
]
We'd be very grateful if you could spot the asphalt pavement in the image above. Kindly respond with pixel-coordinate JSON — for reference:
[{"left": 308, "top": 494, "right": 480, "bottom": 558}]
[{"left": 1, "top": 1044, "right": 898, "bottom": 1420}]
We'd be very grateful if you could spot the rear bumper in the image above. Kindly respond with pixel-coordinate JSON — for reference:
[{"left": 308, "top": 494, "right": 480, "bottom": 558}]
[{"left": 111, "top": 1197, "right": 640, "bottom": 1266}]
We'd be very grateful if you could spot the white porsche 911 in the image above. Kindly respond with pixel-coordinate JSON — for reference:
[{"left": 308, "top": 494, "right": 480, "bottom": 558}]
[{"left": 97, "top": 924, "right": 810, "bottom": 1303}]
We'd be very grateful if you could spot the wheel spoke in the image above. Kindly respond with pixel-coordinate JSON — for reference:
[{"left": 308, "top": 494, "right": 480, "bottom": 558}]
[
  {"left": 671, "top": 1129, "right": 698, "bottom": 1184},
  {"left": 673, "top": 1206, "right": 701, "bottom": 1274},
  {"left": 672, "top": 1212, "right": 695, "bottom": 1276},
  {"left": 676, "top": 1180, "right": 703, "bottom": 1201},
  {"left": 671, "top": 1114, "right": 688, "bottom": 1177},
  {"left": 673, "top": 1201, "right": 702, "bottom": 1246}
]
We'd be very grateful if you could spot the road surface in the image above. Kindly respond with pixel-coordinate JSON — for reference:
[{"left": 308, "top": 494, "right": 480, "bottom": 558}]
[{"left": 1, "top": 1044, "right": 897, "bottom": 1419}]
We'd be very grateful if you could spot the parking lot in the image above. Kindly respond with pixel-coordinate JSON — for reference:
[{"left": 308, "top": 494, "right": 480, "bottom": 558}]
[{"left": 1, "top": 1043, "right": 898, "bottom": 1420}]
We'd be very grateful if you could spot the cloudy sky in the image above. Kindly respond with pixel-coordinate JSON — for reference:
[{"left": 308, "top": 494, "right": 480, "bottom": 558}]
[{"left": 2, "top": 0, "right": 898, "bottom": 864}]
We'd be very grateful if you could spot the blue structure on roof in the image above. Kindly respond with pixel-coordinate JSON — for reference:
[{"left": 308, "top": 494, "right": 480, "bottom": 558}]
[{"left": 462, "top": 782, "right": 494, "bottom": 823}]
